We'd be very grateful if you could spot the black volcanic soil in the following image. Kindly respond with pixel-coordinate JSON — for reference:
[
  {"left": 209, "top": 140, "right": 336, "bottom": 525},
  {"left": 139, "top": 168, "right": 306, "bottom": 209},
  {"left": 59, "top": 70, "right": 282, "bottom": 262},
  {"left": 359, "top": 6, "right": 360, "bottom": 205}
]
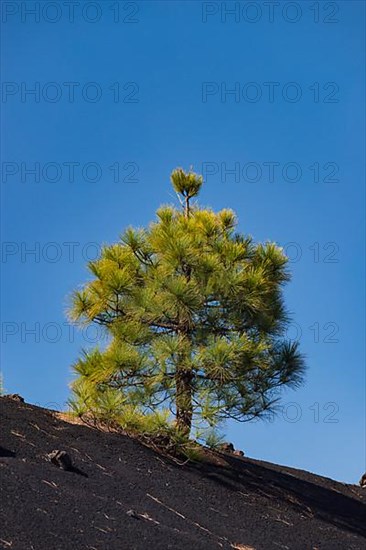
[{"left": 0, "top": 396, "right": 365, "bottom": 550}]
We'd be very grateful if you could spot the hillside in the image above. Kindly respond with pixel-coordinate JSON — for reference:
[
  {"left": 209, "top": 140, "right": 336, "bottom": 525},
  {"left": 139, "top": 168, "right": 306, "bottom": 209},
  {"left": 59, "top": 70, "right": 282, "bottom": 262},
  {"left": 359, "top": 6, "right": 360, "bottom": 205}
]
[{"left": 0, "top": 396, "right": 365, "bottom": 550}]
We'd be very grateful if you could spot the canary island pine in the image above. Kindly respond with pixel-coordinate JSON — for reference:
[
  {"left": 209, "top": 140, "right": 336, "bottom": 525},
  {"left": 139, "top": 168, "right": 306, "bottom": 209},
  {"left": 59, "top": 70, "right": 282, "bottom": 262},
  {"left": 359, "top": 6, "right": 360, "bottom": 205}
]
[{"left": 68, "top": 168, "right": 305, "bottom": 437}]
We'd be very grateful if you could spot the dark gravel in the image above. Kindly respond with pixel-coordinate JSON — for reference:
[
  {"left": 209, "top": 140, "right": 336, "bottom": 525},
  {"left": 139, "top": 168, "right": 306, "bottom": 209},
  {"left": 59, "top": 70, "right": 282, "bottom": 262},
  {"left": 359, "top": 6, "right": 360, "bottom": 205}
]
[{"left": 1, "top": 396, "right": 365, "bottom": 550}]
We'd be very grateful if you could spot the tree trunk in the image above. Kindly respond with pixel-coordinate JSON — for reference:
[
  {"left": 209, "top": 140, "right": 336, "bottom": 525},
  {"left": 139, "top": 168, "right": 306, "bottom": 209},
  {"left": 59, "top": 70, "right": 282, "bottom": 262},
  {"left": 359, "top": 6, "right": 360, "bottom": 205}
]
[
  {"left": 175, "top": 369, "right": 193, "bottom": 437},
  {"left": 184, "top": 196, "right": 190, "bottom": 219}
]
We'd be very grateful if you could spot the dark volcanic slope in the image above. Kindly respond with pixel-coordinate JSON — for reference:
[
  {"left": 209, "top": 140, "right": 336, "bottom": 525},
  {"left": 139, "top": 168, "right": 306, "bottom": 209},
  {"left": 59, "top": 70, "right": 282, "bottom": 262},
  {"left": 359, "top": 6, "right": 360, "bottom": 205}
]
[{"left": 0, "top": 397, "right": 365, "bottom": 550}]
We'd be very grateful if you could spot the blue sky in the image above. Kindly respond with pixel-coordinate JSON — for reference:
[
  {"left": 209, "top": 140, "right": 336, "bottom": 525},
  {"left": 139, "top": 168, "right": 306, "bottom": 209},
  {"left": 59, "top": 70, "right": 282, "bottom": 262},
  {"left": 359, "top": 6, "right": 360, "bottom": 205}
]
[{"left": 1, "top": 1, "right": 365, "bottom": 483}]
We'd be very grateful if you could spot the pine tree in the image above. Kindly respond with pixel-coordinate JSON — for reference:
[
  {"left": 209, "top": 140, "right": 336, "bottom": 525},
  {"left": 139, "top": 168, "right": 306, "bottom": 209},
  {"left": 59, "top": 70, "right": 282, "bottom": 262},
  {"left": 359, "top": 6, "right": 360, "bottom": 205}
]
[{"left": 68, "top": 168, "right": 305, "bottom": 437}]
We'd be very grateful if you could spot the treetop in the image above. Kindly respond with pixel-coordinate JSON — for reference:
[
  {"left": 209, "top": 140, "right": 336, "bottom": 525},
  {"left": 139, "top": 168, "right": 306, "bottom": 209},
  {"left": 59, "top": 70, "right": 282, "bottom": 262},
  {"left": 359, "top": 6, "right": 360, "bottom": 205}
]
[{"left": 170, "top": 167, "right": 203, "bottom": 199}]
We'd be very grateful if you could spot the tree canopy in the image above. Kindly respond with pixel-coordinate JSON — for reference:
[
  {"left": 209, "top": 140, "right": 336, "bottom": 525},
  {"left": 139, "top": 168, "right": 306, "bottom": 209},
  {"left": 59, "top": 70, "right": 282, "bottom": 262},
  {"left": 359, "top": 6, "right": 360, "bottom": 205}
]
[{"left": 68, "top": 168, "right": 305, "bottom": 437}]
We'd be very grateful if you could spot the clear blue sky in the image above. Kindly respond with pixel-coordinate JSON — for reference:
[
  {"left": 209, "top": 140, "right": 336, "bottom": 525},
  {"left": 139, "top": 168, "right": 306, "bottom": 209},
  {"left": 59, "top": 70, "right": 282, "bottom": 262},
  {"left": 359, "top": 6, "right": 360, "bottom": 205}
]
[{"left": 1, "top": 1, "right": 365, "bottom": 484}]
